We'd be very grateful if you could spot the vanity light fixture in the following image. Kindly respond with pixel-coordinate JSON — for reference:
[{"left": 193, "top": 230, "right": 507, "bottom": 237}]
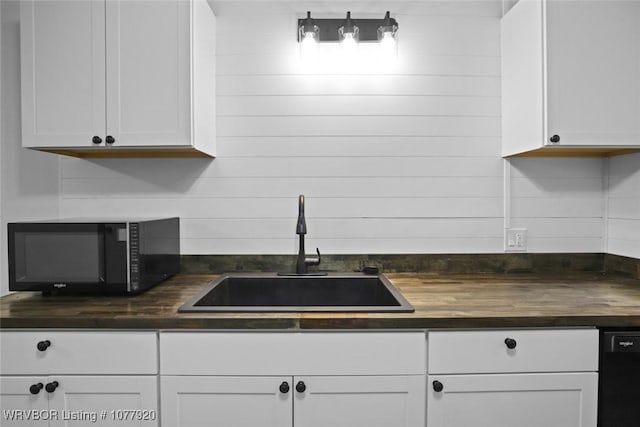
[
  {"left": 297, "top": 10, "right": 398, "bottom": 51},
  {"left": 378, "top": 11, "right": 398, "bottom": 56},
  {"left": 338, "top": 11, "right": 359, "bottom": 51},
  {"left": 299, "top": 11, "right": 320, "bottom": 45}
]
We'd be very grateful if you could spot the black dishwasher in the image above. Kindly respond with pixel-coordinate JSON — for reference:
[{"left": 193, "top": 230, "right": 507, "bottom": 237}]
[{"left": 599, "top": 330, "right": 640, "bottom": 427}]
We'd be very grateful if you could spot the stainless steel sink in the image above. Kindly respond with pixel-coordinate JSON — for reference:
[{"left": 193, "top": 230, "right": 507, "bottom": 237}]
[{"left": 178, "top": 273, "right": 414, "bottom": 313}]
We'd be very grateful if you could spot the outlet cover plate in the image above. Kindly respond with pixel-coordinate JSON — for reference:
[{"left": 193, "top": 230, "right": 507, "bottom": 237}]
[{"left": 505, "top": 228, "right": 527, "bottom": 252}]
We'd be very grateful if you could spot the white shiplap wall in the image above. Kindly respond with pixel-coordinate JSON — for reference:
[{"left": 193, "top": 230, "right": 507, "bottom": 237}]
[
  {"left": 607, "top": 153, "right": 640, "bottom": 258},
  {"left": 508, "top": 158, "right": 605, "bottom": 252},
  {"left": 1, "top": 1, "right": 61, "bottom": 296},
  {"left": 59, "top": 0, "right": 607, "bottom": 255}
]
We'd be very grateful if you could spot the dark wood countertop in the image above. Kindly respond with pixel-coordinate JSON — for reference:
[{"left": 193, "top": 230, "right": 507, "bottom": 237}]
[{"left": 2, "top": 273, "right": 640, "bottom": 329}]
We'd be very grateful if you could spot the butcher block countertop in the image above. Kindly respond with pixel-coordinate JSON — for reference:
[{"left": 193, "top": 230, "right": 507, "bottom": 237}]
[{"left": 1, "top": 273, "right": 640, "bottom": 329}]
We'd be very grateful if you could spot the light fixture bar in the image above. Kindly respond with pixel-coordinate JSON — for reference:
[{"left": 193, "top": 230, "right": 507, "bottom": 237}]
[{"left": 297, "top": 13, "right": 398, "bottom": 42}]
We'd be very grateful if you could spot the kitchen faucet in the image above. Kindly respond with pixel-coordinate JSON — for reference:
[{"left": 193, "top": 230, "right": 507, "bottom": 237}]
[{"left": 296, "top": 195, "right": 321, "bottom": 274}]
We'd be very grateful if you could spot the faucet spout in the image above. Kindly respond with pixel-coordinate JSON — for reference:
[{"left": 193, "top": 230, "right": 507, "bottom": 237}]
[
  {"left": 295, "top": 194, "right": 321, "bottom": 274},
  {"left": 296, "top": 194, "right": 307, "bottom": 235}
]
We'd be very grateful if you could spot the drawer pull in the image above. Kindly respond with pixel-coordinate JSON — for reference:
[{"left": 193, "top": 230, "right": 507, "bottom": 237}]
[
  {"left": 505, "top": 338, "right": 517, "bottom": 350},
  {"left": 37, "top": 340, "right": 51, "bottom": 351},
  {"left": 29, "top": 383, "right": 44, "bottom": 395},
  {"left": 45, "top": 381, "right": 59, "bottom": 393},
  {"left": 432, "top": 380, "right": 444, "bottom": 392},
  {"left": 296, "top": 381, "right": 306, "bottom": 393},
  {"left": 279, "top": 381, "right": 290, "bottom": 394}
]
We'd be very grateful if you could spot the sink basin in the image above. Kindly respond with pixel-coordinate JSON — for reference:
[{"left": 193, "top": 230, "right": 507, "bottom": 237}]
[{"left": 178, "top": 273, "right": 414, "bottom": 313}]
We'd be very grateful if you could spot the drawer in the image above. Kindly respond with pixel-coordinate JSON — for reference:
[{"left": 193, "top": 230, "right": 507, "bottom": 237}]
[
  {"left": 0, "top": 331, "right": 158, "bottom": 375},
  {"left": 160, "top": 331, "right": 426, "bottom": 376},
  {"left": 427, "top": 329, "right": 598, "bottom": 374}
]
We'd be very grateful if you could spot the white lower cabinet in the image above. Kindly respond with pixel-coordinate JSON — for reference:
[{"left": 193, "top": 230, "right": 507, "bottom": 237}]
[
  {"left": 1, "top": 376, "right": 158, "bottom": 426},
  {"left": 1, "top": 329, "right": 602, "bottom": 427},
  {"left": 161, "top": 375, "right": 423, "bottom": 427},
  {"left": 426, "top": 329, "right": 599, "bottom": 427},
  {"left": 161, "top": 376, "right": 292, "bottom": 427},
  {"left": 159, "top": 332, "right": 427, "bottom": 427},
  {"left": 294, "top": 375, "right": 425, "bottom": 427},
  {"left": 0, "top": 377, "right": 48, "bottom": 426},
  {"left": 426, "top": 373, "right": 598, "bottom": 427},
  {"left": 0, "top": 331, "right": 159, "bottom": 427}
]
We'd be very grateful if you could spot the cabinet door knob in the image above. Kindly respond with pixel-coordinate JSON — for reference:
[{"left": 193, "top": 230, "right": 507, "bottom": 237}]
[
  {"left": 92, "top": 136, "right": 102, "bottom": 144},
  {"left": 105, "top": 135, "right": 115, "bottom": 144},
  {"left": 549, "top": 134, "right": 560, "bottom": 143},
  {"left": 45, "top": 381, "right": 59, "bottom": 393},
  {"left": 279, "top": 381, "right": 290, "bottom": 394},
  {"left": 295, "top": 381, "right": 306, "bottom": 393},
  {"left": 505, "top": 338, "right": 517, "bottom": 349},
  {"left": 432, "top": 380, "right": 444, "bottom": 392},
  {"left": 29, "top": 383, "right": 44, "bottom": 395},
  {"left": 37, "top": 340, "right": 51, "bottom": 351}
]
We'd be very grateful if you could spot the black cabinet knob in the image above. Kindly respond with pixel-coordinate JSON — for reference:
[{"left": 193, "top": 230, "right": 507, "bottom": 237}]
[
  {"left": 432, "top": 380, "right": 444, "bottom": 392},
  {"left": 279, "top": 381, "right": 290, "bottom": 394},
  {"left": 505, "top": 338, "right": 517, "bottom": 349},
  {"left": 295, "top": 381, "right": 306, "bottom": 393},
  {"left": 549, "top": 134, "right": 560, "bottom": 143},
  {"left": 45, "top": 381, "right": 59, "bottom": 393},
  {"left": 29, "top": 383, "right": 44, "bottom": 395},
  {"left": 37, "top": 340, "right": 51, "bottom": 351},
  {"left": 105, "top": 135, "right": 115, "bottom": 144},
  {"left": 92, "top": 136, "right": 102, "bottom": 144}
]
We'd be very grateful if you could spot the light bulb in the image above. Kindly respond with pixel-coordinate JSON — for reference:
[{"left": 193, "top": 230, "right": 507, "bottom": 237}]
[
  {"left": 341, "top": 32, "right": 358, "bottom": 55},
  {"left": 300, "top": 31, "right": 318, "bottom": 61},
  {"left": 379, "top": 31, "right": 396, "bottom": 56}
]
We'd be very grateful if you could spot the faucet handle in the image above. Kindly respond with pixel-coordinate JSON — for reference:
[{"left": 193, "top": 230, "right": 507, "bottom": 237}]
[{"left": 305, "top": 248, "right": 321, "bottom": 267}]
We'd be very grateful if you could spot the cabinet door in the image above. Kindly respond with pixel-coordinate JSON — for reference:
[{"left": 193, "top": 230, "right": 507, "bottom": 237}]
[
  {"left": 160, "top": 376, "right": 292, "bottom": 427},
  {"left": 294, "top": 376, "right": 425, "bottom": 427},
  {"left": 20, "top": 0, "right": 106, "bottom": 148},
  {"left": 0, "top": 377, "right": 49, "bottom": 426},
  {"left": 546, "top": 1, "right": 640, "bottom": 146},
  {"left": 48, "top": 376, "right": 158, "bottom": 427},
  {"left": 105, "top": 0, "right": 192, "bottom": 148},
  {"left": 427, "top": 373, "right": 597, "bottom": 427}
]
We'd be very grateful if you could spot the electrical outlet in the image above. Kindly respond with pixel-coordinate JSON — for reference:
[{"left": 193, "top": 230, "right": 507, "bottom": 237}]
[{"left": 505, "top": 228, "right": 527, "bottom": 252}]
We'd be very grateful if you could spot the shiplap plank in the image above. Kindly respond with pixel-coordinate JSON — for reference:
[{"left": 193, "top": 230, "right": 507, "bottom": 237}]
[
  {"left": 60, "top": 197, "right": 502, "bottom": 219},
  {"left": 61, "top": 157, "right": 504, "bottom": 178},
  {"left": 62, "top": 177, "right": 503, "bottom": 198},
  {"left": 525, "top": 238, "right": 603, "bottom": 253},
  {"left": 510, "top": 158, "right": 604, "bottom": 178},
  {"left": 217, "top": 54, "right": 501, "bottom": 76},
  {"left": 608, "top": 239, "right": 640, "bottom": 257},
  {"left": 510, "top": 218, "right": 603, "bottom": 238},
  {"left": 217, "top": 95, "right": 501, "bottom": 117},
  {"left": 183, "top": 237, "right": 505, "bottom": 255},
  {"left": 608, "top": 197, "right": 640, "bottom": 220},
  {"left": 217, "top": 116, "right": 500, "bottom": 137},
  {"left": 512, "top": 198, "right": 604, "bottom": 218},
  {"left": 608, "top": 153, "right": 640, "bottom": 176},
  {"left": 608, "top": 219, "right": 640, "bottom": 241},
  {"left": 181, "top": 218, "right": 503, "bottom": 239},
  {"left": 216, "top": 137, "right": 502, "bottom": 157},
  {"left": 608, "top": 175, "right": 640, "bottom": 197},
  {"left": 217, "top": 75, "right": 501, "bottom": 97},
  {"left": 511, "top": 177, "right": 604, "bottom": 198}
]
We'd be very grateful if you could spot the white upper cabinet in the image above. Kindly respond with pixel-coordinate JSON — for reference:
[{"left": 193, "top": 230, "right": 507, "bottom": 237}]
[
  {"left": 501, "top": 0, "right": 640, "bottom": 157},
  {"left": 20, "top": 0, "right": 215, "bottom": 158}
]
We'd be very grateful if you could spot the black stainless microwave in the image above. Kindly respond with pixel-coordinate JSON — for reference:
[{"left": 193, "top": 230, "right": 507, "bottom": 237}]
[{"left": 8, "top": 218, "right": 180, "bottom": 295}]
